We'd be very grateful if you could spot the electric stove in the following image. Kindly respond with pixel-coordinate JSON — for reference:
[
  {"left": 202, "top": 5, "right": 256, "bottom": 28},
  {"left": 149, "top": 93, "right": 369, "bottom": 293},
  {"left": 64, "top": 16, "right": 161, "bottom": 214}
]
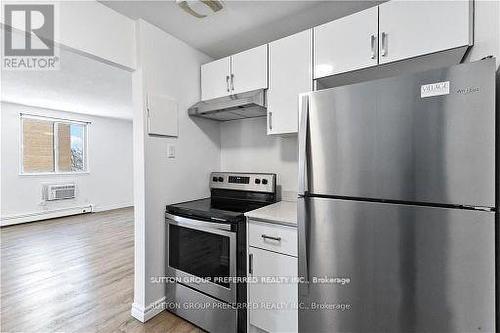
[{"left": 165, "top": 172, "right": 277, "bottom": 333}]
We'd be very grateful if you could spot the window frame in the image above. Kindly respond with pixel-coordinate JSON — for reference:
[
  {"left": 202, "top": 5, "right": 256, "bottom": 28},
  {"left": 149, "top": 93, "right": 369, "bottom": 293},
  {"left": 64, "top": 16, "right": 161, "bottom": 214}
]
[{"left": 19, "top": 113, "right": 90, "bottom": 176}]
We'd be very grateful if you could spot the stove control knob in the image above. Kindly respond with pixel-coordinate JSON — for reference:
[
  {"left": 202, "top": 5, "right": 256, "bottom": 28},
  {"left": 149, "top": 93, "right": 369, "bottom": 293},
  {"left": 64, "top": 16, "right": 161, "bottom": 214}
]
[
  {"left": 218, "top": 177, "right": 224, "bottom": 182},
  {"left": 262, "top": 179, "right": 268, "bottom": 185},
  {"left": 255, "top": 178, "right": 261, "bottom": 184},
  {"left": 212, "top": 176, "right": 218, "bottom": 182}
]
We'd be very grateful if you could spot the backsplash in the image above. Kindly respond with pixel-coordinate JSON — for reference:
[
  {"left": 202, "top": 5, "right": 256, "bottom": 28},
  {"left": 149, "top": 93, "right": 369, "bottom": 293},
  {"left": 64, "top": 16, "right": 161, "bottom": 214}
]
[{"left": 220, "top": 117, "right": 298, "bottom": 198}]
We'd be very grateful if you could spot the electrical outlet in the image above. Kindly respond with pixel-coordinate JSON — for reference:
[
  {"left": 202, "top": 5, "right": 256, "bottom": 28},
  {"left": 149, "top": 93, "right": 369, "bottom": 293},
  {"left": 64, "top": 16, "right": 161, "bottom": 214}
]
[{"left": 167, "top": 144, "right": 176, "bottom": 158}]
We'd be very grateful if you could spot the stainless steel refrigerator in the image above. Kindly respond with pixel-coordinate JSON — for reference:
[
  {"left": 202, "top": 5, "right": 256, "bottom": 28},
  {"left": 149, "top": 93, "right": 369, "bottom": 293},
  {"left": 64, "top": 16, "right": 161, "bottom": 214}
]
[{"left": 298, "top": 58, "right": 497, "bottom": 333}]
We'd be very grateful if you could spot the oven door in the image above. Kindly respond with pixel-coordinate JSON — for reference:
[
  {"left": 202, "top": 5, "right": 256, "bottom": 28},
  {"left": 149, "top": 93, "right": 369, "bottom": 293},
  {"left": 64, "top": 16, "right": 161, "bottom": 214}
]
[{"left": 166, "top": 212, "right": 237, "bottom": 304}]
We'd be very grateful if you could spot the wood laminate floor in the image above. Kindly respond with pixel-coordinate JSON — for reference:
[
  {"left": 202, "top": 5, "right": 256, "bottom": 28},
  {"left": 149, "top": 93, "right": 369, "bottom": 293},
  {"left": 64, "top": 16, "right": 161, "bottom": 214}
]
[{"left": 0, "top": 208, "right": 201, "bottom": 333}]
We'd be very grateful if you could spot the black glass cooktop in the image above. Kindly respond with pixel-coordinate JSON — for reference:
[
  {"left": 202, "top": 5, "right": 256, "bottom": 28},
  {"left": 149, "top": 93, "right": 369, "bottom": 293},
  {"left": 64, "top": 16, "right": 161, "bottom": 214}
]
[{"left": 166, "top": 197, "right": 271, "bottom": 223}]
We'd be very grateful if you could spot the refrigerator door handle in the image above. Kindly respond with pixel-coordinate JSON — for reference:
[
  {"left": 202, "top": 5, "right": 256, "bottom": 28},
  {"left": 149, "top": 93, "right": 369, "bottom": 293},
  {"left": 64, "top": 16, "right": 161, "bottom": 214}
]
[
  {"left": 248, "top": 253, "right": 253, "bottom": 275},
  {"left": 298, "top": 93, "right": 309, "bottom": 196},
  {"left": 298, "top": 94, "right": 310, "bottom": 295},
  {"left": 298, "top": 197, "right": 309, "bottom": 295}
]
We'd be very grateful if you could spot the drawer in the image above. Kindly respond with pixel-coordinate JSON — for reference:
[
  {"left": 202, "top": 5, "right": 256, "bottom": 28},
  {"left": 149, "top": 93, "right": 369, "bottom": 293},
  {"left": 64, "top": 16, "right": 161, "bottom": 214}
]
[{"left": 248, "top": 220, "right": 297, "bottom": 257}]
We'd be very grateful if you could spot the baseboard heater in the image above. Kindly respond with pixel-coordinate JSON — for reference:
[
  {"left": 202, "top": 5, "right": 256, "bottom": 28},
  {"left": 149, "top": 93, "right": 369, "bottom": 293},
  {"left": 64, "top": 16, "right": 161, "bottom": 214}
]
[{"left": 0, "top": 205, "right": 93, "bottom": 227}]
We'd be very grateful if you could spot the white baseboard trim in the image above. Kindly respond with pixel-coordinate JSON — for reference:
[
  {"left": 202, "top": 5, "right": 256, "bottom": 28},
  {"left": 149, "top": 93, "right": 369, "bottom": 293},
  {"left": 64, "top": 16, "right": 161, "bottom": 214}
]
[
  {"left": 92, "top": 203, "right": 133, "bottom": 212},
  {"left": 131, "top": 297, "right": 166, "bottom": 323},
  {"left": 0, "top": 205, "right": 93, "bottom": 227}
]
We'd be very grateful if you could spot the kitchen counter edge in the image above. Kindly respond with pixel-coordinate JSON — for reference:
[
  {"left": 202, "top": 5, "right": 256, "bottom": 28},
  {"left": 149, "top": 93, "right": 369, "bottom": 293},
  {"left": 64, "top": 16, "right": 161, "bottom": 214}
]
[{"left": 244, "top": 200, "right": 297, "bottom": 227}]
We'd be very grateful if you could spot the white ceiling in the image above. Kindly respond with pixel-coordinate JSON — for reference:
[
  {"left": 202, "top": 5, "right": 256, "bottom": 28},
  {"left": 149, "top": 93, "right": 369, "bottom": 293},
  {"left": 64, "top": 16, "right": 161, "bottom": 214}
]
[
  {"left": 1, "top": 45, "right": 133, "bottom": 120},
  {"left": 101, "top": 0, "right": 380, "bottom": 59}
]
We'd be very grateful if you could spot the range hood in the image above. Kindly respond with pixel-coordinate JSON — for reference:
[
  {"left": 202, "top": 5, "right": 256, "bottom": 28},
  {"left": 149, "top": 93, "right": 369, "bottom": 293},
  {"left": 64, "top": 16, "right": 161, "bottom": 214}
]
[{"left": 188, "top": 89, "right": 267, "bottom": 121}]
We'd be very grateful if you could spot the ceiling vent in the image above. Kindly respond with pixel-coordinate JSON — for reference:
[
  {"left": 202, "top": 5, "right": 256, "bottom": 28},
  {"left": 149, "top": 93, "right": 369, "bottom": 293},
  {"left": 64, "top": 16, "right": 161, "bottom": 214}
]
[{"left": 176, "top": 0, "right": 223, "bottom": 18}]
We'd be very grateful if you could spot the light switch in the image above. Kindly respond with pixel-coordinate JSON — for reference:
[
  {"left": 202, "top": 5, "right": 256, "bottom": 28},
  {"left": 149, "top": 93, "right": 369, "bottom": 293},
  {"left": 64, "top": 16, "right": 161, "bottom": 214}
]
[{"left": 167, "top": 144, "right": 176, "bottom": 158}]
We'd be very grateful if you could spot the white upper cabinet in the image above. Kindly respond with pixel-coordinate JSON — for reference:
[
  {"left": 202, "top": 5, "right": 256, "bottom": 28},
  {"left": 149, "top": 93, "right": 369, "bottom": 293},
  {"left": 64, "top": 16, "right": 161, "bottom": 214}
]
[
  {"left": 268, "top": 29, "right": 312, "bottom": 135},
  {"left": 378, "top": 0, "right": 472, "bottom": 64},
  {"left": 314, "top": 6, "right": 378, "bottom": 79},
  {"left": 201, "top": 57, "right": 231, "bottom": 101},
  {"left": 231, "top": 44, "right": 268, "bottom": 95},
  {"left": 201, "top": 45, "right": 267, "bottom": 100},
  {"left": 314, "top": 1, "right": 472, "bottom": 78}
]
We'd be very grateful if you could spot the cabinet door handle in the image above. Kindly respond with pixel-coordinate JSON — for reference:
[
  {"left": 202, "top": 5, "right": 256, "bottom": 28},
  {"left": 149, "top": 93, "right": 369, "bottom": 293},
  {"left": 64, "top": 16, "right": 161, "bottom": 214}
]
[
  {"left": 381, "top": 32, "right": 388, "bottom": 57},
  {"left": 268, "top": 112, "right": 273, "bottom": 130},
  {"left": 370, "top": 34, "right": 377, "bottom": 59},
  {"left": 261, "top": 234, "right": 281, "bottom": 242},
  {"left": 249, "top": 253, "right": 253, "bottom": 274},
  {"left": 230, "top": 74, "right": 235, "bottom": 91},
  {"left": 226, "top": 75, "right": 230, "bottom": 92}
]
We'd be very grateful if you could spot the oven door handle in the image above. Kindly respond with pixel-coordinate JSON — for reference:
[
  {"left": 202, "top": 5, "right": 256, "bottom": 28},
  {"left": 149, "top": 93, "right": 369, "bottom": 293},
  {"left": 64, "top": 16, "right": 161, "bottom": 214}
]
[{"left": 165, "top": 212, "right": 233, "bottom": 235}]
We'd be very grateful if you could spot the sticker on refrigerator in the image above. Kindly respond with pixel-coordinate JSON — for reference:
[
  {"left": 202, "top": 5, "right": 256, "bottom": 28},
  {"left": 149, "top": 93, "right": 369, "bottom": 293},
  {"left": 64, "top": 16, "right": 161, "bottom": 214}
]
[{"left": 420, "top": 81, "right": 450, "bottom": 98}]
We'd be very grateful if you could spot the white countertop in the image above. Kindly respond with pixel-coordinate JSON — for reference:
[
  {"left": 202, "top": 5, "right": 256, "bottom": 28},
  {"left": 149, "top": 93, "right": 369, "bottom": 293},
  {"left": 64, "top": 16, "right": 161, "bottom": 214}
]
[{"left": 244, "top": 200, "right": 297, "bottom": 227}]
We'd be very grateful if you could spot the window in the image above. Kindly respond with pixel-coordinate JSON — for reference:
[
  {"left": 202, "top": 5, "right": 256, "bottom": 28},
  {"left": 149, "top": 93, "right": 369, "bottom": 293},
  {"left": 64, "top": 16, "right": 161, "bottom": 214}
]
[{"left": 21, "top": 114, "right": 88, "bottom": 174}]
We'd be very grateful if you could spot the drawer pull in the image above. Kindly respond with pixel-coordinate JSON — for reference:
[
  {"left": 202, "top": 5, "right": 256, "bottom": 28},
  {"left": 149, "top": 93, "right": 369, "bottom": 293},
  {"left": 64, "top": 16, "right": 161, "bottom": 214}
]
[{"left": 261, "top": 234, "right": 281, "bottom": 242}]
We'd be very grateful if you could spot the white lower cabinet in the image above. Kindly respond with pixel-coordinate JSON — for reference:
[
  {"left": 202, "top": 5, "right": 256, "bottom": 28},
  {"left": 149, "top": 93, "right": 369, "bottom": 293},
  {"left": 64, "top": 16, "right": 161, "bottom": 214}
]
[{"left": 248, "top": 220, "right": 298, "bottom": 333}]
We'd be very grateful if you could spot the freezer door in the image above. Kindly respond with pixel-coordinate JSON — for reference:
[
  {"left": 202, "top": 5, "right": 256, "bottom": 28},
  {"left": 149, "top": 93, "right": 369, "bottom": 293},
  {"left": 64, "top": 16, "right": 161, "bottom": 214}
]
[
  {"left": 304, "top": 59, "right": 495, "bottom": 207},
  {"left": 298, "top": 197, "right": 495, "bottom": 333}
]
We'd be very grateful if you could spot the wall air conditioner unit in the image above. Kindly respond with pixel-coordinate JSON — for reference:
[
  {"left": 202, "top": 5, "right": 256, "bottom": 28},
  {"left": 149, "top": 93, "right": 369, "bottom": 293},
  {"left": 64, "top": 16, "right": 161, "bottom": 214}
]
[{"left": 45, "top": 184, "right": 76, "bottom": 201}]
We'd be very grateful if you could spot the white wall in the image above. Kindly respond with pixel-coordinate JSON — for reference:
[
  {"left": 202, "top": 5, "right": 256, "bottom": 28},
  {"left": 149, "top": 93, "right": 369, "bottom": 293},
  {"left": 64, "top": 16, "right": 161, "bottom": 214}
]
[
  {"left": 132, "top": 19, "right": 220, "bottom": 318},
  {"left": 0, "top": 102, "right": 134, "bottom": 222},
  {"left": 220, "top": 117, "right": 298, "bottom": 199},
  {"left": 56, "top": 1, "right": 136, "bottom": 70}
]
